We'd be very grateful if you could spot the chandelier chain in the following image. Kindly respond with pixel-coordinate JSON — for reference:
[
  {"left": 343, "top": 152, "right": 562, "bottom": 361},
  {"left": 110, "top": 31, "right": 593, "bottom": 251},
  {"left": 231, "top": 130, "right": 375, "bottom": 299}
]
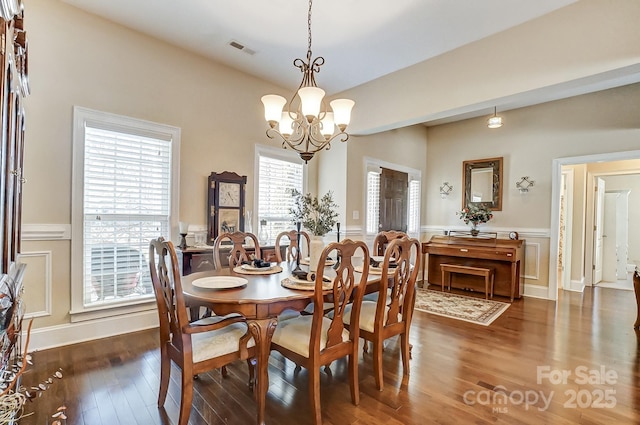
[{"left": 307, "top": 0, "right": 313, "bottom": 53}]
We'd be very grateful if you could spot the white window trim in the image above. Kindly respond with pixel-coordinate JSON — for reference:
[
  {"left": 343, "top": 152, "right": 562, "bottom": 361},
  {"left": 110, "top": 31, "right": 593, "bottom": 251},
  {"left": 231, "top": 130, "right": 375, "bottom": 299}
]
[
  {"left": 253, "top": 144, "right": 308, "bottom": 236},
  {"left": 363, "top": 156, "right": 421, "bottom": 239},
  {"left": 70, "top": 106, "right": 180, "bottom": 321}
]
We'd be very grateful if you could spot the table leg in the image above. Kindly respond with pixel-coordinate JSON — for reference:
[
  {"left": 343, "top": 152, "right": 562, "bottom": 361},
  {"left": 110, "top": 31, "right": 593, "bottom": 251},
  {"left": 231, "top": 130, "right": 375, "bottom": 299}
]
[
  {"left": 248, "top": 318, "right": 278, "bottom": 425},
  {"left": 510, "top": 263, "right": 517, "bottom": 302}
]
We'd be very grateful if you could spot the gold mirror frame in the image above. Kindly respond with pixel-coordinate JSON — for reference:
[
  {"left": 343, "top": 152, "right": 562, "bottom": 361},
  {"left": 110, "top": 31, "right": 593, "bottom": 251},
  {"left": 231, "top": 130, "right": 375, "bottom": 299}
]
[{"left": 462, "top": 157, "right": 503, "bottom": 211}]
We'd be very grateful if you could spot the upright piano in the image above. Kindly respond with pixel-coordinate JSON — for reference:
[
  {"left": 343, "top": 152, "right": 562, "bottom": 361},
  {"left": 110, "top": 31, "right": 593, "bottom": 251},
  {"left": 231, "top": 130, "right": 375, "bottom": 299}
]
[{"left": 422, "top": 234, "right": 525, "bottom": 301}]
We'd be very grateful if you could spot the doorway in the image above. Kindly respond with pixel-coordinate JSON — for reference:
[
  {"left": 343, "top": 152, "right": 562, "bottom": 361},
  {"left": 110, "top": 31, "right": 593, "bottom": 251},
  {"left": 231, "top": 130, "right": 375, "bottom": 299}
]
[{"left": 548, "top": 150, "right": 640, "bottom": 300}]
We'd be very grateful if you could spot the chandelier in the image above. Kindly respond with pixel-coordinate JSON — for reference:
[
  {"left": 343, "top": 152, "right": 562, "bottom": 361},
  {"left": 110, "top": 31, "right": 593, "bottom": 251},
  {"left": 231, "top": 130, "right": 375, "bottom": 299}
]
[{"left": 261, "top": 0, "right": 355, "bottom": 163}]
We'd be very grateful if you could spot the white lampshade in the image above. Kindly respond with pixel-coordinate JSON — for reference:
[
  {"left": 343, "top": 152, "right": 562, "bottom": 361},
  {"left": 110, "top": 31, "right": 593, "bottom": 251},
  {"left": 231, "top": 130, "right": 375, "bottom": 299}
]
[
  {"left": 261, "top": 94, "right": 286, "bottom": 123},
  {"left": 320, "top": 112, "right": 335, "bottom": 137},
  {"left": 298, "top": 86, "right": 325, "bottom": 119},
  {"left": 330, "top": 99, "right": 355, "bottom": 127},
  {"left": 178, "top": 221, "right": 189, "bottom": 234},
  {"left": 279, "top": 112, "right": 296, "bottom": 136},
  {"left": 487, "top": 115, "right": 503, "bottom": 129}
]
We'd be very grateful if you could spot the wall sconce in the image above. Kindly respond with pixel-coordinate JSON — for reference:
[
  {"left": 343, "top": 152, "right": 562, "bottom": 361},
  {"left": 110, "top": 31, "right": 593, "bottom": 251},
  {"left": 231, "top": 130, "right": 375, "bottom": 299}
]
[
  {"left": 439, "top": 182, "right": 453, "bottom": 199},
  {"left": 516, "top": 176, "right": 535, "bottom": 193},
  {"left": 487, "top": 106, "right": 503, "bottom": 129}
]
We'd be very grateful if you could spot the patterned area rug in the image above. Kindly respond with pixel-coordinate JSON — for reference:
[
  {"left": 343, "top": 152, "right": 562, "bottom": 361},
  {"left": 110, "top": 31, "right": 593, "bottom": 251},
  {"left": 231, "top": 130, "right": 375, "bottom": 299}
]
[{"left": 414, "top": 288, "right": 510, "bottom": 326}]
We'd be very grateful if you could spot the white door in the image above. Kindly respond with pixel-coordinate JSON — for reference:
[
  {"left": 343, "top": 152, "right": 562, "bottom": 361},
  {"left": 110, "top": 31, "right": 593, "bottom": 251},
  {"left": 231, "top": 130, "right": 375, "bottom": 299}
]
[
  {"left": 593, "top": 177, "right": 605, "bottom": 284},
  {"left": 614, "top": 191, "right": 630, "bottom": 280},
  {"left": 602, "top": 193, "right": 617, "bottom": 282}
]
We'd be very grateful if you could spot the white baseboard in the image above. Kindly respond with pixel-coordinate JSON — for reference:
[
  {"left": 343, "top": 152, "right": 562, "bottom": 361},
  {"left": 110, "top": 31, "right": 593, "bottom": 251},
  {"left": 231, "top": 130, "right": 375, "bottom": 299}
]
[
  {"left": 523, "top": 284, "right": 551, "bottom": 299},
  {"left": 565, "top": 278, "right": 586, "bottom": 293},
  {"left": 23, "top": 310, "right": 159, "bottom": 352}
]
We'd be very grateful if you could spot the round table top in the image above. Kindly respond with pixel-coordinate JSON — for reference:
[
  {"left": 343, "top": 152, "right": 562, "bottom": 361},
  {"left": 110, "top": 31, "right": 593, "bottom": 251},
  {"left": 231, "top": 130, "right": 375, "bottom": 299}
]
[{"left": 181, "top": 260, "right": 380, "bottom": 306}]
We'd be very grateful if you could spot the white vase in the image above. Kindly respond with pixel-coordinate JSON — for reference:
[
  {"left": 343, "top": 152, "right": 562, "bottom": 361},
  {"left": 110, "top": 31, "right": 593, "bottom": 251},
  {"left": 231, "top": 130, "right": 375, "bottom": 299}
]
[{"left": 309, "top": 235, "right": 324, "bottom": 272}]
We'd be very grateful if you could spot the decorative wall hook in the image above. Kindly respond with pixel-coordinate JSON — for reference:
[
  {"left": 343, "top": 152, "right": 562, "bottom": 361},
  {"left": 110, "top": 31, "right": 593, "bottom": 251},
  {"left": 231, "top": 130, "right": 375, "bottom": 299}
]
[
  {"left": 516, "top": 176, "right": 535, "bottom": 193},
  {"left": 439, "top": 182, "right": 453, "bottom": 198}
]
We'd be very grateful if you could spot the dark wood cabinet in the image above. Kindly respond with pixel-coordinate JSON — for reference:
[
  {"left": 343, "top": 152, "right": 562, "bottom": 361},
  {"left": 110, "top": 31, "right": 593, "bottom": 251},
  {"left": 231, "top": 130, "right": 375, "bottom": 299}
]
[
  {"left": 177, "top": 245, "right": 283, "bottom": 276},
  {"left": 0, "top": 6, "right": 29, "bottom": 419}
]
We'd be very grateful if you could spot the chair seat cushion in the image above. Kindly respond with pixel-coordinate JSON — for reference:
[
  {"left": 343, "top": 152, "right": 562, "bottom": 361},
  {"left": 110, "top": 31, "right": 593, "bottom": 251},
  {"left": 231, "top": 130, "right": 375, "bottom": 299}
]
[
  {"left": 343, "top": 300, "right": 395, "bottom": 333},
  {"left": 191, "top": 321, "right": 255, "bottom": 363},
  {"left": 272, "top": 315, "right": 349, "bottom": 358}
]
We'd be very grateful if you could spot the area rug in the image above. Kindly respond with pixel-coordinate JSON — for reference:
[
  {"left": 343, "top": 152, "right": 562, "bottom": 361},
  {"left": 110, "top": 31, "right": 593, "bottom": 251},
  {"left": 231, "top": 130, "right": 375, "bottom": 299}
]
[{"left": 413, "top": 288, "right": 510, "bottom": 326}]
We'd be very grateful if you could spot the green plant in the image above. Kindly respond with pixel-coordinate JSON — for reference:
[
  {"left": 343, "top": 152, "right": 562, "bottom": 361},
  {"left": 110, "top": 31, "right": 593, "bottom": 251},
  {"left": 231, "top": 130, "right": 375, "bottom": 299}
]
[
  {"left": 458, "top": 204, "right": 493, "bottom": 227},
  {"left": 289, "top": 190, "right": 339, "bottom": 236}
]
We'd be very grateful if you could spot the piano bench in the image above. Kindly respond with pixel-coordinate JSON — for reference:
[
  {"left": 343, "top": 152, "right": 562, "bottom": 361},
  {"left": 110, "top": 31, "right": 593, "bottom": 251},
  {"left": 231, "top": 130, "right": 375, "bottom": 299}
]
[{"left": 440, "top": 264, "right": 495, "bottom": 300}]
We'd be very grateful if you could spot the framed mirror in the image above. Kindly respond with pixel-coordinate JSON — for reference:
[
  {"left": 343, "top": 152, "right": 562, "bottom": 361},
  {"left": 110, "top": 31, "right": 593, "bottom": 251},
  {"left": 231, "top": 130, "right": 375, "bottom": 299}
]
[{"left": 462, "top": 157, "right": 503, "bottom": 211}]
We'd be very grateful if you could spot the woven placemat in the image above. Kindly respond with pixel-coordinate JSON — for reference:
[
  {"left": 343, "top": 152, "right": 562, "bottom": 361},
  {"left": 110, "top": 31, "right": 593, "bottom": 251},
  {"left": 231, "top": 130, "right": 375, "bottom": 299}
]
[
  {"left": 232, "top": 265, "right": 283, "bottom": 275},
  {"left": 354, "top": 265, "right": 383, "bottom": 275},
  {"left": 300, "top": 258, "right": 336, "bottom": 266},
  {"left": 281, "top": 277, "right": 333, "bottom": 291}
]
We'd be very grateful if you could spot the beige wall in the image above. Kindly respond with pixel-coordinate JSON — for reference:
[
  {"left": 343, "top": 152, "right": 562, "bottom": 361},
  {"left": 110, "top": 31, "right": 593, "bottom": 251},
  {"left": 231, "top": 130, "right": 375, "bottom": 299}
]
[
  {"left": 342, "top": 0, "right": 640, "bottom": 135},
  {"left": 20, "top": 0, "right": 298, "bottom": 331},
  {"left": 425, "top": 83, "right": 640, "bottom": 292}
]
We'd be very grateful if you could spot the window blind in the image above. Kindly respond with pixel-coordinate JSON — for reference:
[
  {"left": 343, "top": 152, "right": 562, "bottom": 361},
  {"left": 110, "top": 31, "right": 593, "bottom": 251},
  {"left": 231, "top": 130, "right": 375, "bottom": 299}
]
[
  {"left": 83, "top": 126, "right": 171, "bottom": 306},
  {"left": 407, "top": 179, "right": 421, "bottom": 233},
  {"left": 257, "top": 155, "right": 303, "bottom": 243},
  {"left": 367, "top": 171, "right": 380, "bottom": 234}
]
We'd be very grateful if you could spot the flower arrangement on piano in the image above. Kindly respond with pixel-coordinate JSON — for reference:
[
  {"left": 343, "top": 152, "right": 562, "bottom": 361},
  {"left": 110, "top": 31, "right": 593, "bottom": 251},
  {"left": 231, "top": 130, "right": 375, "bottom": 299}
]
[
  {"left": 458, "top": 204, "right": 493, "bottom": 233},
  {"left": 289, "top": 189, "right": 338, "bottom": 237}
]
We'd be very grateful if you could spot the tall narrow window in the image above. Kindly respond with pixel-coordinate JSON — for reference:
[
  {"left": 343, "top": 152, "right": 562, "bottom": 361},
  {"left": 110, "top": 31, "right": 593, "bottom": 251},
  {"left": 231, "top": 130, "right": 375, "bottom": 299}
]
[
  {"left": 366, "top": 171, "right": 380, "bottom": 234},
  {"left": 407, "top": 179, "right": 421, "bottom": 235},
  {"left": 256, "top": 146, "right": 305, "bottom": 244},
  {"left": 72, "top": 107, "right": 179, "bottom": 315}
]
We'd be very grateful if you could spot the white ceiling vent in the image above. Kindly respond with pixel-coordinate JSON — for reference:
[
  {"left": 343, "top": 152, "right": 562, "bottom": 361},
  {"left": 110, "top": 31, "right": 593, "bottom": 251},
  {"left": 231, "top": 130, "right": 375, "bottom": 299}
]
[{"left": 229, "top": 40, "right": 256, "bottom": 56}]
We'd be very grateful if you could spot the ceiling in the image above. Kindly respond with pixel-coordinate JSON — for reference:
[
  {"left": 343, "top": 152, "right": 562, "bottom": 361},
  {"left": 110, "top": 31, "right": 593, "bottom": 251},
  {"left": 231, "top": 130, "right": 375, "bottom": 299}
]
[{"left": 61, "top": 0, "right": 578, "bottom": 96}]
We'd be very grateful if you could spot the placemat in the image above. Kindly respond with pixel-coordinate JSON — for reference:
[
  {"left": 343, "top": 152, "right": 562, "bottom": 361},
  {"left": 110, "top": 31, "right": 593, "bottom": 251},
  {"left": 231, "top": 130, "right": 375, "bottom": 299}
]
[
  {"left": 232, "top": 265, "right": 283, "bottom": 275},
  {"left": 354, "top": 265, "right": 383, "bottom": 275},
  {"left": 300, "top": 258, "right": 336, "bottom": 266},
  {"left": 281, "top": 276, "right": 333, "bottom": 291}
]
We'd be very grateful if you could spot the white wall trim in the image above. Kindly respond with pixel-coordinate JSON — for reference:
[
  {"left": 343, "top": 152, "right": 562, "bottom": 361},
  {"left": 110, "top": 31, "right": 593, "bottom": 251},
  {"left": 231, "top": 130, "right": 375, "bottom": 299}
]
[
  {"left": 19, "top": 250, "right": 52, "bottom": 318},
  {"left": 22, "top": 224, "right": 71, "bottom": 240},
  {"left": 24, "top": 310, "right": 159, "bottom": 352},
  {"left": 523, "top": 284, "right": 551, "bottom": 299}
]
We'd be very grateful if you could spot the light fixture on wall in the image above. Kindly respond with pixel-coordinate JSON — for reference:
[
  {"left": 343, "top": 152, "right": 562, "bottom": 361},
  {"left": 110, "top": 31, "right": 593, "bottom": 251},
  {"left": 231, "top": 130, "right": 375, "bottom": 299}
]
[
  {"left": 516, "top": 176, "right": 535, "bottom": 193},
  {"left": 260, "top": 0, "right": 355, "bottom": 163},
  {"left": 487, "top": 106, "right": 503, "bottom": 129},
  {"left": 439, "top": 182, "right": 453, "bottom": 199}
]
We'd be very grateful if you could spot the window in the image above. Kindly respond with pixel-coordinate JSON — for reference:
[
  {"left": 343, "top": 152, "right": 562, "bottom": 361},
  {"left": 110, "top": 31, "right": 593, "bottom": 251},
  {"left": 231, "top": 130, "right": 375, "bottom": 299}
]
[
  {"left": 72, "top": 107, "right": 179, "bottom": 317},
  {"left": 255, "top": 146, "right": 305, "bottom": 244},
  {"left": 366, "top": 171, "right": 380, "bottom": 234},
  {"left": 364, "top": 158, "right": 421, "bottom": 238},
  {"left": 407, "top": 179, "right": 421, "bottom": 234}
]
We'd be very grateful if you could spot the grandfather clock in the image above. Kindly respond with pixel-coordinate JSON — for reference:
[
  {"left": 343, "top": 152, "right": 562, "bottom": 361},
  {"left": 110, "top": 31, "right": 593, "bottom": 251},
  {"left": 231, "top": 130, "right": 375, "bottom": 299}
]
[{"left": 207, "top": 171, "right": 247, "bottom": 244}]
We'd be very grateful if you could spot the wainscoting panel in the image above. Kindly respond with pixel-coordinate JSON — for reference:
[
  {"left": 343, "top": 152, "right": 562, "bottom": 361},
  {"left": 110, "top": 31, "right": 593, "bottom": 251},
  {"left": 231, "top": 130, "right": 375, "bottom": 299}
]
[
  {"left": 523, "top": 242, "right": 541, "bottom": 281},
  {"left": 19, "top": 250, "right": 52, "bottom": 318}
]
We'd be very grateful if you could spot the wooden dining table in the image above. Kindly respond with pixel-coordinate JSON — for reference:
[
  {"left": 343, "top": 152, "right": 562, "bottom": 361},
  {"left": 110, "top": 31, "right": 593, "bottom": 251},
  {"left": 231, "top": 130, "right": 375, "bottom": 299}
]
[{"left": 181, "top": 260, "right": 382, "bottom": 425}]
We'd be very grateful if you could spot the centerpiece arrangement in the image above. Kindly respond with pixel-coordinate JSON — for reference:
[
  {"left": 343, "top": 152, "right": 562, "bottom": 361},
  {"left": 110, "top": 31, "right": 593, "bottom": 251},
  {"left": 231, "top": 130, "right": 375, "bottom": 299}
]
[
  {"left": 458, "top": 204, "right": 493, "bottom": 236},
  {"left": 289, "top": 189, "right": 338, "bottom": 270}
]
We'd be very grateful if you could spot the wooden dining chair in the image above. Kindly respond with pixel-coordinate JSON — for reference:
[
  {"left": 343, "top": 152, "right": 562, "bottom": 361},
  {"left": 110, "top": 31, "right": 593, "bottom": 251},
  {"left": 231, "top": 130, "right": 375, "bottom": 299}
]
[
  {"left": 344, "top": 236, "right": 420, "bottom": 391},
  {"left": 213, "top": 231, "right": 261, "bottom": 269},
  {"left": 270, "top": 239, "right": 370, "bottom": 425},
  {"left": 372, "top": 230, "right": 407, "bottom": 256},
  {"left": 149, "top": 237, "right": 256, "bottom": 425},
  {"left": 274, "top": 229, "right": 310, "bottom": 263}
]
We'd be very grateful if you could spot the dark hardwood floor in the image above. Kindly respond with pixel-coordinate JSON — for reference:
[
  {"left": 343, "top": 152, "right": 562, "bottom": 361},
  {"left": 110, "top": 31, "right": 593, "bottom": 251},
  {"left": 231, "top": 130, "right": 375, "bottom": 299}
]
[{"left": 20, "top": 286, "right": 640, "bottom": 424}]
